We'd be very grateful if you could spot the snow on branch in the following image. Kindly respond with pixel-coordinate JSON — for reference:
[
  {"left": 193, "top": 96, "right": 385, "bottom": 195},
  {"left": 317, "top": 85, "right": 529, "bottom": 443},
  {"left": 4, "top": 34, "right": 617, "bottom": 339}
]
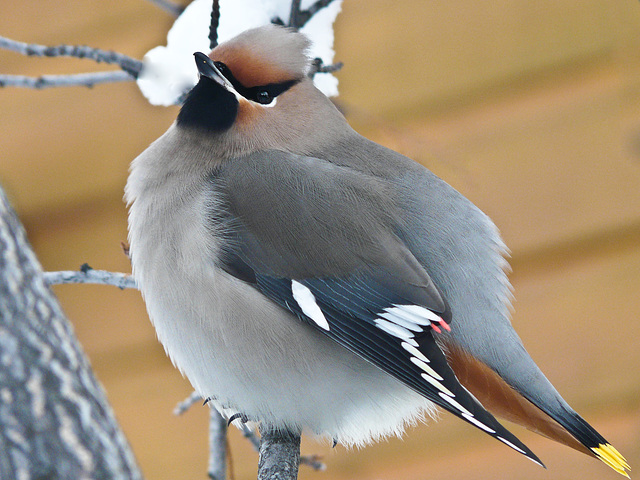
[
  {"left": 138, "top": 0, "right": 343, "bottom": 105},
  {"left": 0, "top": 36, "right": 143, "bottom": 78},
  {"left": 0, "top": 1, "right": 343, "bottom": 105}
]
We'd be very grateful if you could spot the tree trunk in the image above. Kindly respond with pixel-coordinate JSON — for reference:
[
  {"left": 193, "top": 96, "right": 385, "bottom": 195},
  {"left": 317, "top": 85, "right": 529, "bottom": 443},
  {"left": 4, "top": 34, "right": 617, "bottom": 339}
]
[{"left": 0, "top": 186, "right": 142, "bottom": 480}]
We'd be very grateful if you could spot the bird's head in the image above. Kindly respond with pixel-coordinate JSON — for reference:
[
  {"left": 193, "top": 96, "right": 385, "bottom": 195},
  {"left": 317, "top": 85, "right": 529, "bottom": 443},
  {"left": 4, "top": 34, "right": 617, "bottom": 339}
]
[{"left": 176, "top": 25, "right": 347, "bottom": 157}]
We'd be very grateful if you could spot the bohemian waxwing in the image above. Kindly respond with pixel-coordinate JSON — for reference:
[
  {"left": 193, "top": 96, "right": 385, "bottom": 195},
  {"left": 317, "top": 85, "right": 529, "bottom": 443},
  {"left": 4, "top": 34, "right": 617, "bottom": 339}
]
[{"left": 125, "top": 25, "right": 629, "bottom": 476}]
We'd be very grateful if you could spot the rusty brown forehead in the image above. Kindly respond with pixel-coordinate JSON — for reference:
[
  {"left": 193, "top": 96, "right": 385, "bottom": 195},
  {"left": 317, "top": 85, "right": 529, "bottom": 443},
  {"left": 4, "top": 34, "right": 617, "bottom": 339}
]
[{"left": 210, "top": 46, "right": 299, "bottom": 88}]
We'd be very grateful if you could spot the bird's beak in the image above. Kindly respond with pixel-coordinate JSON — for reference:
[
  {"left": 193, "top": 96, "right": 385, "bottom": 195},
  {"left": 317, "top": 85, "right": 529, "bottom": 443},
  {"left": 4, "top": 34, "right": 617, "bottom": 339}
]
[{"left": 193, "top": 52, "right": 233, "bottom": 91}]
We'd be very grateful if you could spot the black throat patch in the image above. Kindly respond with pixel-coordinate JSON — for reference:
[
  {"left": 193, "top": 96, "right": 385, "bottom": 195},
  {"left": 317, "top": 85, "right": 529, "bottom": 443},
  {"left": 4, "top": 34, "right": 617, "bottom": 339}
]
[{"left": 177, "top": 76, "right": 239, "bottom": 132}]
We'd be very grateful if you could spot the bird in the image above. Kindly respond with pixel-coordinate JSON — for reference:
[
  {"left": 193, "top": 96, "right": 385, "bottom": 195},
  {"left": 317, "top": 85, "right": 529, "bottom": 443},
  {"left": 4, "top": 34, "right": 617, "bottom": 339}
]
[{"left": 125, "top": 24, "right": 629, "bottom": 476}]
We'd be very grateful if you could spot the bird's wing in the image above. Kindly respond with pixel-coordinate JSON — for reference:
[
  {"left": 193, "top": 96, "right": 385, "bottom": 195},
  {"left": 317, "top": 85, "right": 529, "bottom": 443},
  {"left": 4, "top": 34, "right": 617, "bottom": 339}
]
[{"left": 210, "top": 149, "right": 542, "bottom": 464}]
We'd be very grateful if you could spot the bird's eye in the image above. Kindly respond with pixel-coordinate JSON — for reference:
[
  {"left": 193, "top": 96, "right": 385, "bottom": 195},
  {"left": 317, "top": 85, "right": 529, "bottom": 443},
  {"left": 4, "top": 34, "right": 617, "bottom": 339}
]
[
  {"left": 256, "top": 90, "right": 273, "bottom": 105},
  {"left": 214, "top": 61, "right": 228, "bottom": 76}
]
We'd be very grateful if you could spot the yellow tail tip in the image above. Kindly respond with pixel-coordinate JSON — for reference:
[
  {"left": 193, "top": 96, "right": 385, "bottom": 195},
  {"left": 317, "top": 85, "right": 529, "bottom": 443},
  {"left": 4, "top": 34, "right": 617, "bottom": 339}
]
[{"left": 592, "top": 444, "right": 631, "bottom": 477}]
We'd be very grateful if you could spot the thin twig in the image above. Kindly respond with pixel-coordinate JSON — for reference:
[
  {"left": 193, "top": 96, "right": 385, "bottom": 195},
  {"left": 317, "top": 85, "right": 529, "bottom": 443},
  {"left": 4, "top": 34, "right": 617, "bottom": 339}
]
[
  {"left": 237, "top": 422, "right": 261, "bottom": 451},
  {"left": 0, "top": 71, "right": 134, "bottom": 89},
  {"left": 303, "top": 0, "right": 338, "bottom": 20},
  {"left": 308, "top": 57, "right": 343, "bottom": 78},
  {"left": 300, "top": 454, "right": 326, "bottom": 471},
  {"left": 173, "top": 391, "right": 203, "bottom": 415},
  {"left": 209, "top": 0, "right": 221, "bottom": 50},
  {"left": 0, "top": 36, "right": 143, "bottom": 77},
  {"left": 43, "top": 268, "right": 137, "bottom": 289},
  {"left": 145, "top": 0, "right": 186, "bottom": 17},
  {"left": 208, "top": 409, "right": 227, "bottom": 480},
  {"left": 175, "top": 392, "right": 326, "bottom": 472},
  {"left": 288, "top": 0, "right": 303, "bottom": 28},
  {"left": 285, "top": 0, "right": 338, "bottom": 28}
]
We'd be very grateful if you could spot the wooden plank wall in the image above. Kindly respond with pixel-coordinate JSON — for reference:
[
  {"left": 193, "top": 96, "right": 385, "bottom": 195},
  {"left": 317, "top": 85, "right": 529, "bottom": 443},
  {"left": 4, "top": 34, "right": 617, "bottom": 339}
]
[{"left": 1, "top": 1, "right": 638, "bottom": 479}]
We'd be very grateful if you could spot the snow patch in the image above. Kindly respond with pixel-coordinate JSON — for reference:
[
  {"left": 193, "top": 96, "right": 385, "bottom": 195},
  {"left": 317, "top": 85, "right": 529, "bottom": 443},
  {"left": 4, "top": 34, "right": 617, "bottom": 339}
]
[{"left": 138, "top": 0, "right": 342, "bottom": 105}]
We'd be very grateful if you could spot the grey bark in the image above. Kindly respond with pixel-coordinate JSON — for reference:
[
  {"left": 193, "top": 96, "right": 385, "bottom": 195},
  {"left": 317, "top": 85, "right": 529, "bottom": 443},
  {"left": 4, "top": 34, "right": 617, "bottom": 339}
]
[
  {"left": 0, "top": 36, "right": 143, "bottom": 78},
  {"left": 0, "top": 186, "right": 142, "bottom": 480},
  {"left": 257, "top": 426, "right": 301, "bottom": 480},
  {"left": 0, "top": 71, "right": 134, "bottom": 90},
  {"left": 207, "top": 409, "right": 227, "bottom": 480}
]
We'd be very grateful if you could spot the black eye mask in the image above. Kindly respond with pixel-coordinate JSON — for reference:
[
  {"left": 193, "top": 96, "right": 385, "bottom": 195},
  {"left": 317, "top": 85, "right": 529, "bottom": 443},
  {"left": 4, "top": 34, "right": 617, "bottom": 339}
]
[{"left": 214, "top": 61, "right": 299, "bottom": 104}]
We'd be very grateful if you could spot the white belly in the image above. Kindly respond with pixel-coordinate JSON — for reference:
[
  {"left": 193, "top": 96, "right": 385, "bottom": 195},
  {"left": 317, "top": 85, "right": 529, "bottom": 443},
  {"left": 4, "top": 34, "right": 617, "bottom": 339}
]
[{"left": 126, "top": 157, "right": 436, "bottom": 446}]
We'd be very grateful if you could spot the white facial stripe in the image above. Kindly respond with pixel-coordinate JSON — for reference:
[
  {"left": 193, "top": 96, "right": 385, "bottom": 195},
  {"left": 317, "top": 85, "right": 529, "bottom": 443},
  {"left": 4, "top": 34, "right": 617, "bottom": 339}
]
[
  {"left": 421, "top": 373, "right": 454, "bottom": 397},
  {"left": 438, "top": 392, "right": 472, "bottom": 416},
  {"left": 401, "top": 342, "right": 430, "bottom": 363},
  {"left": 291, "top": 280, "right": 330, "bottom": 331},
  {"left": 378, "top": 311, "right": 424, "bottom": 332},
  {"left": 462, "top": 413, "right": 496, "bottom": 434},
  {"left": 253, "top": 97, "right": 277, "bottom": 108},
  {"left": 410, "top": 357, "right": 443, "bottom": 380},
  {"left": 208, "top": 65, "right": 243, "bottom": 102},
  {"left": 497, "top": 436, "right": 526, "bottom": 454}
]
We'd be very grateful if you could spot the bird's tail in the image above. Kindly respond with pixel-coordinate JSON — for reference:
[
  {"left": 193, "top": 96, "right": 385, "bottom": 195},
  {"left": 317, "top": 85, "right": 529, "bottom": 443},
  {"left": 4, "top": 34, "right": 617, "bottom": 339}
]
[{"left": 446, "top": 345, "right": 630, "bottom": 477}]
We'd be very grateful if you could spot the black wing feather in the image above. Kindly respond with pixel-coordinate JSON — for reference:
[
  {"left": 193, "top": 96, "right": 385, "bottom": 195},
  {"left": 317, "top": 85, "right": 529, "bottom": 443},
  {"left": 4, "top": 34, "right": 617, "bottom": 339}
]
[
  {"left": 209, "top": 151, "right": 541, "bottom": 464},
  {"left": 253, "top": 272, "right": 543, "bottom": 465}
]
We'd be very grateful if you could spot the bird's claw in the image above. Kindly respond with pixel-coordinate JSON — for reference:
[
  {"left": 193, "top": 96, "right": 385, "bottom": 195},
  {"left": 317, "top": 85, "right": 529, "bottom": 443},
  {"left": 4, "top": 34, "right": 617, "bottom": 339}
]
[{"left": 227, "top": 412, "right": 250, "bottom": 426}]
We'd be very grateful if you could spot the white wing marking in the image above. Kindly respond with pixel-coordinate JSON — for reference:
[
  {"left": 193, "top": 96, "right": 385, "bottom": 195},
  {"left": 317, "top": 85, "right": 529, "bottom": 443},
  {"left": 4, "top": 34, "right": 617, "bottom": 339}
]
[
  {"left": 421, "top": 373, "right": 454, "bottom": 397},
  {"left": 291, "top": 280, "right": 330, "bottom": 331},
  {"left": 401, "top": 342, "right": 430, "bottom": 363},
  {"left": 410, "top": 357, "right": 444, "bottom": 380},
  {"left": 462, "top": 413, "right": 496, "bottom": 433}
]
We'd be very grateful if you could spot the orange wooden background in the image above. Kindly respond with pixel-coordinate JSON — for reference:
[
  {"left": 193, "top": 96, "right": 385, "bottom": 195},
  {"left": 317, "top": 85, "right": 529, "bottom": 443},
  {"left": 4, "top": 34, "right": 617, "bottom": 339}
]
[{"left": 1, "top": 1, "right": 639, "bottom": 479}]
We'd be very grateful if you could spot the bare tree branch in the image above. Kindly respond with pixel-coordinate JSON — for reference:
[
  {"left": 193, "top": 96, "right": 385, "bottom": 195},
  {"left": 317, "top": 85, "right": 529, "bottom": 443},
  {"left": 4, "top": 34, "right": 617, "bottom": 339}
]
[
  {"left": 308, "top": 57, "right": 343, "bottom": 78},
  {"left": 238, "top": 422, "right": 262, "bottom": 451},
  {"left": 146, "top": 0, "right": 186, "bottom": 17},
  {"left": 300, "top": 454, "right": 326, "bottom": 471},
  {"left": 173, "top": 391, "right": 203, "bottom": 415},
  {"left": 303, "top": 0, "right": 338, "bottom": 21},
  {"left": 288, "top": 0, "right": 303, "bottom": 28},
  {"left": 209, "top": 0, "right": 221, "bottom": 49},
  {"left": 0, "top": 36, "right": 143, "bottom": 78},
  {"left": 0, "top": 71, "right": 134, "bottom": 89},
  {"left": 238, "top": 422, "right": 325, "bottom": 472},
  {"left": 284, "top": 0, "right": 338, "bottom": 29},
  {"left": 43, "top": 268, "right": 137, "bottom": 289},
  {"left": 258, "top": 426, "right": 301, "bottom": 480}
]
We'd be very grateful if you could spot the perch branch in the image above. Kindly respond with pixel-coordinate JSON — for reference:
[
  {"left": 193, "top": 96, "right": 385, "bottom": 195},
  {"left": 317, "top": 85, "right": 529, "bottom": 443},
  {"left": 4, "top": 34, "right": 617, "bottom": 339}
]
[
  {"left": 175, "top": 392, "right": 326, "bottom": 473},
  {"left": 258, "top": 426, "right": 301, "bottom": 480},
  {"left": 0, "top": 36, "right": 143, "bottom": 78},
  {"left": 0, "top": 71, "right": 134, "bottom": 89}
]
